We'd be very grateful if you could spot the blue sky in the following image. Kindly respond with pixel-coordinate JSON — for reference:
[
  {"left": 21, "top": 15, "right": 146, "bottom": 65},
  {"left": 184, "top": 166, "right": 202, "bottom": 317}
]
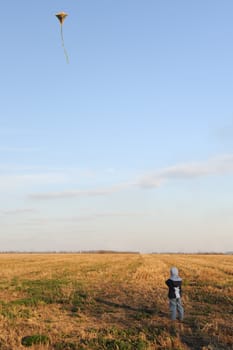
[{"left": 1, "top": 0, "right": 233, "bottom": 252}]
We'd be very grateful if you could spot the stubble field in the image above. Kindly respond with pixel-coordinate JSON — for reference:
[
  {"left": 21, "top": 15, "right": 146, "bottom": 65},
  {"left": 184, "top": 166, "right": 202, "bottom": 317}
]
[{"left": 0, "top": 253, "right": 232, "bottom": 350}]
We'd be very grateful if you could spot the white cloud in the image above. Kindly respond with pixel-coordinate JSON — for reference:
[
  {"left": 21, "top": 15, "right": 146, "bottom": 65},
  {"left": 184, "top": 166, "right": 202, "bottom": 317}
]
[
  {"left": 27, "top": 154, "right": 233, "bottom": 199},
  {"left": 21, "top": 211, "right": 146, "bottom": 225},
  {"left": 137, "top": 154, "right": 233, "bottom": 188},
  {"left": 29, "top": 183, "right": 129, "bottom": 200},
  {"left": 0, "top": 208, "right": 37, "bottom": 216}
]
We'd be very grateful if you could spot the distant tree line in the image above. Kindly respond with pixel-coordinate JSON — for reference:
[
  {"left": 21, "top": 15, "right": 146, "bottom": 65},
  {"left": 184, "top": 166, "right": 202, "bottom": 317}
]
[{"left": 0, "top": 250, "right": 140, "bottom": 254}]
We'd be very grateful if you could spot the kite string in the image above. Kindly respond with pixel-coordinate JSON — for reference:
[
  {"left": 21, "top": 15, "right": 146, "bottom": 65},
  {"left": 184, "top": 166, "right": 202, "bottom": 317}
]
[{"left": 60, "top": 24, "right": 69, "bottom": 63}]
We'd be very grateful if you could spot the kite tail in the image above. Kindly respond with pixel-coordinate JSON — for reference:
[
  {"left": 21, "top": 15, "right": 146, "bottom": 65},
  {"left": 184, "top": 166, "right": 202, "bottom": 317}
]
[{"left": 60, "top": 25, "right": 69, "bottom": 64}]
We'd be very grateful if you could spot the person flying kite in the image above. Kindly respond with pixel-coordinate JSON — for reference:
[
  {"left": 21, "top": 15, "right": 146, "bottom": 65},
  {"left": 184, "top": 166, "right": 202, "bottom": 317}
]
[{"left": 55, "top": 12, "right": 69, "bottom": 63}]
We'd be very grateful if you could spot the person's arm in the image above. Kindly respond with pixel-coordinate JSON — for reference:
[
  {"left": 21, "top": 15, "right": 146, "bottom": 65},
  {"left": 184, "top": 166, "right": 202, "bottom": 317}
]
[{"left": 165, "top": 279, "right": 172, "bottom": 287}]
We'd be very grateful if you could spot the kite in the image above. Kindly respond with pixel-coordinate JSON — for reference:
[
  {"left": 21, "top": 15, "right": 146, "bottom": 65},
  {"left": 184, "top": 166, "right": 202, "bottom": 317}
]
[{"left": 55, "top": 12, "right": 69, "bottom": 63}]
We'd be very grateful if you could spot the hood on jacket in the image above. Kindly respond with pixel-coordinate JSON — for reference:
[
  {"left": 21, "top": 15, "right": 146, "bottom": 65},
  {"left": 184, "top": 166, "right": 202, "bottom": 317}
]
[{"left": 170, "top": 266, "right": 182, "bottom": 281}]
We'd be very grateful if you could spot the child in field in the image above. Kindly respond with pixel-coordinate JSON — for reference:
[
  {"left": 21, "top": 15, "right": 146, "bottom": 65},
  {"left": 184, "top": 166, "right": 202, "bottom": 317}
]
[{"left": 165, "top": 267, "right": 184, "bottom": 321}]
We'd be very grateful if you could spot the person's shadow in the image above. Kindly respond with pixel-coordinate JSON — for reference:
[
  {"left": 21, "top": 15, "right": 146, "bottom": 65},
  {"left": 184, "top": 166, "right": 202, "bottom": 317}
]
[{"left": 94, "top": 297, "right": 166, "bottom": 318}]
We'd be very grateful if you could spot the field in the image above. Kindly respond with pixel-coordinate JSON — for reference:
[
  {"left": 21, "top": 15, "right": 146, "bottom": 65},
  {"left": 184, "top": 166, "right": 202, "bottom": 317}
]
[{"left": 0, "top": 253, "right": 232, "bottom": 350}]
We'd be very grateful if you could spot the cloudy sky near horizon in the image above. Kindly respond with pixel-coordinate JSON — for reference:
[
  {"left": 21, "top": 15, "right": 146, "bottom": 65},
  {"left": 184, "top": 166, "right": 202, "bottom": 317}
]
[{"left": 1, "top": 0, "right": 233, "bottom": 252}]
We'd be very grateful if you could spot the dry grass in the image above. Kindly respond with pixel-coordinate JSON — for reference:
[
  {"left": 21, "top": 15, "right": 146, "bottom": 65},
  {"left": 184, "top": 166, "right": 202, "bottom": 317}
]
[{"left": 0, "top": 253, "right": 232, "bottom": 349}]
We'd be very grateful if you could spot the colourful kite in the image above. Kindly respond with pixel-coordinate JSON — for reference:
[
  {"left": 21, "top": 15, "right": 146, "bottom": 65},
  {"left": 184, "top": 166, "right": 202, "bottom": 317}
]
[{"left": 55, "top": 12, "right": 69, "bottom": 63}]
